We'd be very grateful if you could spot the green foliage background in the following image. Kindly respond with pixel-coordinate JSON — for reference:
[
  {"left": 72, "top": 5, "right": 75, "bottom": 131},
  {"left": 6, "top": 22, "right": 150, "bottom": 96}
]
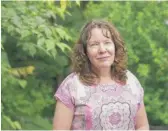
[{"left": 1, "top": 1, "right": 168, "bottom": 129}]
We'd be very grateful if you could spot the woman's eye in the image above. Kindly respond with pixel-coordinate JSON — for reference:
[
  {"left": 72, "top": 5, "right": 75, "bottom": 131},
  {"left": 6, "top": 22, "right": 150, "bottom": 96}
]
[
  {"left": 91, "top": 43, "right": 98, "bottom": 46},
  {"left": 105, "top": 42, "right": 112, "bottom": 44}
]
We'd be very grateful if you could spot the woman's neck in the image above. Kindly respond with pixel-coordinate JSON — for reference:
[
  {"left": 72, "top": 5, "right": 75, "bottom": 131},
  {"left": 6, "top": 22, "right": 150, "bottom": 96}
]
[
  {"left": 99, "top": 70, "right": 111, "bottom": 78},
  {"left": 92, "top": 67, "right": 114, "bottom": 84}
]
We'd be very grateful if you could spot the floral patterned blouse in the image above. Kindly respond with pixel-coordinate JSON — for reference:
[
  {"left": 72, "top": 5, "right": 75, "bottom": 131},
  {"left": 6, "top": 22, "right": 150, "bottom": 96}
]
[{"left": 55, "top": 70, "right": 144, "bottom": 130}]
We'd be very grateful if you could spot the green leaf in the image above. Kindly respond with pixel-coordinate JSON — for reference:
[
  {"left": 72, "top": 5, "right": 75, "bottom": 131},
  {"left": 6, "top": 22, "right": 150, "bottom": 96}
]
[
  {"left": 51, "top": 48, "right": 57, "bottom": 59},
  {"left": 22, "top": 43, "right": 36, "bottom": 57},
  {"left": 7, "top": 25, "right": 15, "bottom": 33},
  {"left": 21, "top": 30, "right": 31, "bottom": 39},
  {"left": 137, "top": 64, "right": 149, "bottom": 77},
  {"left": 37, "top": 37, "right": 45, "bottom": 46},
  {"left": 55, "top": 27, "right": 69, "bottom": 40},
  {"left": 35, "top": 16, "right": 45, "bottom": 25},
  {"left": 56, "top": 42, "right": 71, "bottom": 53},
  {"left": 60, "top": 0, "right": 67, "bottom": 12},
  {"left": 12, "top": 15, "right": 21, "bottom": 27},
  {"left": 56, "top": 8, "right": 65, "bottom": 20},
  {"left": 13, "top": 121, "right": 22, "bottom": 129},
  {"left": 18, "top": 79, "right": 27, "bottom": 89},
  {"left": 29, "top": 46, "right": 36, "bottom": 57},
  {"left": 45, "top": 39, "right": 55, "bottom": 51},
  {"left": 44, "top": 27, "right": 52, "bottom": 38},
  {"left": 1, "top": 51, "right": 10, "bottom": 67},
  {"left": 75, "top": 0, "right": 80, "bottom": 6},
  {"left": 3, "top": 115, "right": 14, "bottom": 129}
]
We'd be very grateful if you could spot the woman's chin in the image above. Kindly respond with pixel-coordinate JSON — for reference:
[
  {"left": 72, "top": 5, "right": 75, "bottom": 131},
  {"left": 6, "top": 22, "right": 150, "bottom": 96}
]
[{"left": 98, "top": 64, "right": 112, "bottom": 69}]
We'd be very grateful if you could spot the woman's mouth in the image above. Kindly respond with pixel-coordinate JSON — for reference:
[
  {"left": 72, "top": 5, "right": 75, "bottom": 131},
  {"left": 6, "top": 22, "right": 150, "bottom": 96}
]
[{"left": 97, "top": 56, "right": 110, "bottom": 60}]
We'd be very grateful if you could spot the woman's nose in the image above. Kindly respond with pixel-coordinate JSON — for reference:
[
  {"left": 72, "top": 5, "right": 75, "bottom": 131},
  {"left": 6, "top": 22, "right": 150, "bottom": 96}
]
[{"left": 99, "top": 43, "right": 106, "bottom": 53}]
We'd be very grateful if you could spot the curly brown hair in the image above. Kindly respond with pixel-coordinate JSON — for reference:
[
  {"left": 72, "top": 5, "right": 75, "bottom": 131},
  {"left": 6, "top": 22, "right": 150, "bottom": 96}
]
[{"left": 72, "top": 19, "right": 128, "bottom": 85}]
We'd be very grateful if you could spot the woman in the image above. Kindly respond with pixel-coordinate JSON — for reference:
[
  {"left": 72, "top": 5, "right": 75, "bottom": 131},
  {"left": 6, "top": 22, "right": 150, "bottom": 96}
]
[{"left": 53, "top": 19, "right": 149, "bottom": 130}]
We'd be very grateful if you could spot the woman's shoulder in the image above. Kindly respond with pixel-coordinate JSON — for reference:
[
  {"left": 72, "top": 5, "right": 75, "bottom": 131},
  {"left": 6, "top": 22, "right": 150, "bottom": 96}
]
[
  {"left": 59, "top": 72, "right": 82, "bottom": 88},
  {"left": 64, "top": 72, "right": 77, "bottom": 80},
  {"left": 126, "top": 70, "right": 144, "bottom": 103},
  {"left": 126, "top": 70, "right": 143, "bottom": 94},
  {"left": 126, "top": 70, "right": 140, "bottom": 83},
  {"left": 58, "top": 72, "right": 86, "bottom": 97},
  {"left": 60, "top": 72, "right": 78, "bottom": 85}
]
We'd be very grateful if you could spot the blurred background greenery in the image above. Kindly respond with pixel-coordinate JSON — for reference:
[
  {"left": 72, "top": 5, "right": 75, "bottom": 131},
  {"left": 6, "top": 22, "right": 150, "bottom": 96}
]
[{"left": 1, "top": 1, "right": 168, "bottom": 130}]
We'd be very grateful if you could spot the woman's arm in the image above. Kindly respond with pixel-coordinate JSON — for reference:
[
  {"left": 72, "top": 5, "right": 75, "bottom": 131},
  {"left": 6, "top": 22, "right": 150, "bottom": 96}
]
[
  {"left": 53, "top": 100, "right": 74, "bottom": 130},
  {"left": 135, "top": 102, "right": 149, "bottom": 130}
]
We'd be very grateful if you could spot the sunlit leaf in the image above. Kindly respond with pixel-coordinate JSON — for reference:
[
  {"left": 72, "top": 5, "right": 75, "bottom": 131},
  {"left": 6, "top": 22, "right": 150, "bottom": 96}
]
[
  {"left": 60, "top": 0, "right": 67, "bottom": 11},
  {"left": 18, "top": 80, "right": 27, "bottom": 89}
]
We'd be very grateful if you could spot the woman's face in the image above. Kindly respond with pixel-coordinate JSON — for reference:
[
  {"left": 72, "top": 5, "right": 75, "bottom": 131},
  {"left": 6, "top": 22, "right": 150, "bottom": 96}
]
[{"left": 86, "top": 28, "right": 115, "bottom": 70}]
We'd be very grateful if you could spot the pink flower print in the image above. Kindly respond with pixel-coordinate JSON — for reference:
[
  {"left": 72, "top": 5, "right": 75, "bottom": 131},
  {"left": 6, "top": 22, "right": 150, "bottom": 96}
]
[
  {"left": 100, "top": 102, "right": 131, "bottom": 130},
  {"left": 109, "top": 112, "right": 121, "bottom": 125}
]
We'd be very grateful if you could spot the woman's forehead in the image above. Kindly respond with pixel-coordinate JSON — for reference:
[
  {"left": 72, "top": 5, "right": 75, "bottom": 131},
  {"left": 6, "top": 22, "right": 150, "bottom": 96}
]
[{"left": 88, "top": 28, "right": 111, "bottom": 40}]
